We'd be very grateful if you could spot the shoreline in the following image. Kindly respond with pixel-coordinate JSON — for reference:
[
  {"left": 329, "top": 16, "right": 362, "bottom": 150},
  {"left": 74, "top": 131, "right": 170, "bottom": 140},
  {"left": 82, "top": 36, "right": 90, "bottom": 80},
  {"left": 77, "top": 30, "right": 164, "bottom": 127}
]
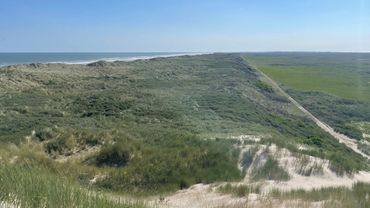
[{"left": 0, "top": 52, "right": 211, "bottom": 68}]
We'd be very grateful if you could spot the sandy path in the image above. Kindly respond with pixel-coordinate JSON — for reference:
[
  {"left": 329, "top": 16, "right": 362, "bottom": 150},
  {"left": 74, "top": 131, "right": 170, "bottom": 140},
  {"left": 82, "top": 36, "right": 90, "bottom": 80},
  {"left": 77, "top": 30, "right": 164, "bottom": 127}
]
[{"left": 257, "top": 69, "right": 370, "bottom": 160}]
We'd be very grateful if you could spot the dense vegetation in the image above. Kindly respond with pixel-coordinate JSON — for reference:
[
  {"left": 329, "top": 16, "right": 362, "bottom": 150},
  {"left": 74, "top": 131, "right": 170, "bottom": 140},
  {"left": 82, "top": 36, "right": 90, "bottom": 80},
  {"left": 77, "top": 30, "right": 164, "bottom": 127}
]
[{"left": 92, "top": 130, "right": 241, "bottom": 193}]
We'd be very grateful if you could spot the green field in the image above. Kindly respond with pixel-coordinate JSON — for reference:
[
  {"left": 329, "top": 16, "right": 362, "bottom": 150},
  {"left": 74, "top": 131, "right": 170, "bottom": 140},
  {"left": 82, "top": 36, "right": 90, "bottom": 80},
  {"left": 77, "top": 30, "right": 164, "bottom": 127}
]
[{"left": 245, "top": 53, "right": 370, "bottom": 102}]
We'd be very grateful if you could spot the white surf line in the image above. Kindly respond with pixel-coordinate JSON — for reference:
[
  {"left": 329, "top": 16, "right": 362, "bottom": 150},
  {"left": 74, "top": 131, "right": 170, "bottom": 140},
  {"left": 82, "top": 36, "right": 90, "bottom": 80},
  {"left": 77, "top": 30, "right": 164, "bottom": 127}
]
[
  {"left": 46, "top": 53, "right": 203, "bottom": 64},
  {"left": 254, "top": 66, "right": 370, "bottom": 160},
  {"left": 46, "top": 52, "right": 212, "bottom": 65},
  {"left": 0, "top": 52, "right": 212, "bottom": 68}
]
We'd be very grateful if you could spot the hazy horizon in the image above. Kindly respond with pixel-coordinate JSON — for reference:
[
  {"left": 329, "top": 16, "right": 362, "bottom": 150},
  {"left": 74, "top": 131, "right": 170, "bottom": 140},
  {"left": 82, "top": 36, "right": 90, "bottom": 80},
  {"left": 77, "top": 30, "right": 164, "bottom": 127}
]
[{"left": 1, "top": 0, "right": 370, "bottom": 52}]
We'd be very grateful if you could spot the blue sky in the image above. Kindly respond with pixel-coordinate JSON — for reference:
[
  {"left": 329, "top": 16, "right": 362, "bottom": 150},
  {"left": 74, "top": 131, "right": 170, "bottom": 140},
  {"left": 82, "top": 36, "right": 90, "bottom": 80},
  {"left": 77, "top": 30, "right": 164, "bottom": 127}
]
[{"left": 0, "top": 0, "right": 369, "bottom": 52}]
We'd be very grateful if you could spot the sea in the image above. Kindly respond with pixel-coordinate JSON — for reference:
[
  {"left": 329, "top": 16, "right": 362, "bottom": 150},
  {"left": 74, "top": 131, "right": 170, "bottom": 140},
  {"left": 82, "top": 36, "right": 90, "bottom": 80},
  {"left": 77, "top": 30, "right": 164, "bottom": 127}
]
[{"left": 0, "top": 52, "right": 198, "bottom": 67}]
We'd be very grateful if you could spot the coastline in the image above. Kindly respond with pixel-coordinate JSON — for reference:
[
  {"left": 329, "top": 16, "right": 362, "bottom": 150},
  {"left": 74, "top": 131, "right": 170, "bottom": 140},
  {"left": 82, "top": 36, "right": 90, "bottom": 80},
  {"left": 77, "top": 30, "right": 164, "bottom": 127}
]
[{"left": 0, "top": 52, "right": 211, "bottom": 68}]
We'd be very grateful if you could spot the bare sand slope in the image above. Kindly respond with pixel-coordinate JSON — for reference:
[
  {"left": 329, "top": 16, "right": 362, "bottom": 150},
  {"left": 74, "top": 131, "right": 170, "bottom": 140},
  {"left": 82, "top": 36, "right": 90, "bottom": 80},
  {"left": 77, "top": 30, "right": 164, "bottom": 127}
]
[
  {"left": 153, "top": 184, "right": 325, "bottom": 208},
  {"left": 155, "top": 143, "right": 370, "bottom": 208}
]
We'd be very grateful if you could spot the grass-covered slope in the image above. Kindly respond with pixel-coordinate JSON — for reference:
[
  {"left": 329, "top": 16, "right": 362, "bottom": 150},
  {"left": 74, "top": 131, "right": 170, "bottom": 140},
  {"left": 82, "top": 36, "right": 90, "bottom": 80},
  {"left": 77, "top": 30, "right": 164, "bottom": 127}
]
[
  {"left": 0, "top": 164, "right": 144, "bottom": 208},
  {"left": 0, "top": 53, "right": 368, "bottom": 195}
]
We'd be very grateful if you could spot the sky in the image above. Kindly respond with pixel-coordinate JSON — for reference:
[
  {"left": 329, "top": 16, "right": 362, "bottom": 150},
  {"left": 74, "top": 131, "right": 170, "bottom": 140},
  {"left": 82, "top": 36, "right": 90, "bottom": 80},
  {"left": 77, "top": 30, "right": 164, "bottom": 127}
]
[{"left": 0, "top": 0, "right": 369, "bottom": 52}]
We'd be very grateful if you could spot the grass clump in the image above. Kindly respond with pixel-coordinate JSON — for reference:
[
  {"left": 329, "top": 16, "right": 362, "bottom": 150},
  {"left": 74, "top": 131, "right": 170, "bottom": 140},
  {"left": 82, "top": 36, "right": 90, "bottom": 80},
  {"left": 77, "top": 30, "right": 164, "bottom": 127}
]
[
  {"left": 41, "top": 128, "right": 105, "bottom": 156},
  {"left": 95, "top": 142, "right": 132, "bottom": 167},
  {"left": 240, "top": 146, "right": 258, "bottom": 172},
  {"left": 251, "top": 157, "right": 290, "bottom": 181},
  {"left": 358, "top": 142, "right": 370, "bottom": 156},
  {"left": 92, "top": 135, "right": 142, "bottom": 167},
  {"left": 255, "top": 80, "right": 274, "bottom": 93},
  {"left": 217, "top": 183, "right": 261, "bottom": 197},
  {"left": 294, "top": 155, "right": 324, "bottom": 176}
]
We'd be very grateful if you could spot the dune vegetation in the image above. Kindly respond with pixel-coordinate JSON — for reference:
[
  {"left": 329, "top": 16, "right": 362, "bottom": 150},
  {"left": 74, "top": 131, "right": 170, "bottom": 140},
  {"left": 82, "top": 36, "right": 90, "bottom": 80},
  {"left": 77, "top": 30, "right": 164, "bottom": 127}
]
[{"left": 1, "top": 53, "right": 370, "bottom": 207}]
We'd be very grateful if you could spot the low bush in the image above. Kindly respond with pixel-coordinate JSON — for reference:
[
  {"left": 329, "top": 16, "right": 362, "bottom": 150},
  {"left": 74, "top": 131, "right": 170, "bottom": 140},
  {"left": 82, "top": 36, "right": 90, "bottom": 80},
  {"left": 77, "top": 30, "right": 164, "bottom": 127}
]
[{"left": 95, "top": 142, "right": 132, "bottom": 167}]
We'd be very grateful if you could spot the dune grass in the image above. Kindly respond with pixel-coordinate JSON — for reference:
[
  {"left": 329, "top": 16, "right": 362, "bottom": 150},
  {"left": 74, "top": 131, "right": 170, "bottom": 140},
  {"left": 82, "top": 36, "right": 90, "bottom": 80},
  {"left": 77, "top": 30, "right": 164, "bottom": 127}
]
[
  {"left": 217, "top": 183, "right": 261, "bottom": 197},
  {"left": 251, "top": 157, "right": 290, "bottom": 181},
  {"left": 271, "top": 182, "right": 370, "bottom": 208},
  {"left": 0, "top": 164, "right": 145, "bottom": 208}
]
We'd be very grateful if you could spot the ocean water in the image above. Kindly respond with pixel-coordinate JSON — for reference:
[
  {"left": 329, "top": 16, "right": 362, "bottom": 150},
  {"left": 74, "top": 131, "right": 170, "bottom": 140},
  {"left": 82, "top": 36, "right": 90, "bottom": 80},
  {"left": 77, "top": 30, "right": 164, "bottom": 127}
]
[{"left": 0, "top": 52, "right": 189, "bottom": 67}]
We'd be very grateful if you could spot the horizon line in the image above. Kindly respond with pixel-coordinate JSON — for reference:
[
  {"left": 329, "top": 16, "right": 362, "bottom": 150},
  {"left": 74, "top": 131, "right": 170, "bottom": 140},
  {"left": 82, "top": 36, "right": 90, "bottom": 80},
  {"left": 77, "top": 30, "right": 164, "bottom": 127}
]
[
  {"left": 0, "top": 50, "right": 370, "bottom": 53},
  {"left": 0, "top": 51, "right": 370, "bottom": 53}
]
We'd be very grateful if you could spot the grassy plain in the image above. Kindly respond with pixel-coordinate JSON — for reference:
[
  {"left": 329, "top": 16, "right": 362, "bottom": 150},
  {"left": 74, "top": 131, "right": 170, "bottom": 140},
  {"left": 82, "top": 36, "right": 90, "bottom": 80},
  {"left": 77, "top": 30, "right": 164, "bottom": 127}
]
[{"left": 245, "top": 52, "right": 370, "bottom": 101}]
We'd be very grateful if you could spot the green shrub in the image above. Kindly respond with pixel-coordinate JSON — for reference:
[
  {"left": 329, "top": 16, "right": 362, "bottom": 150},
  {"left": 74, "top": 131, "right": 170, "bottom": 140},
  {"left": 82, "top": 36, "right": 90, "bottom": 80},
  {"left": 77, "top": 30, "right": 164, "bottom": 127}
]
[
  {"left": 95, "top": 142, "right": 132, "bottom": 167},
  {"left": 72, "top": 95, "right": 132, "bottom": 117},
  {"left": 45, "top": 134, "right": 77, "bottom": 154},
  {"left": 35, "top": 128, "right": 56, "bottom": 141},
  {"left": 255, "top": 80, "right": 274, "bottom": 93}
]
